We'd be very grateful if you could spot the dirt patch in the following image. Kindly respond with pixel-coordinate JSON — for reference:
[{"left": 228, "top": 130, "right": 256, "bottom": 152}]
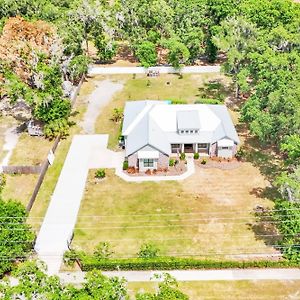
[{"left": 195, "top": 158, "right": 242, "bottom": 170}]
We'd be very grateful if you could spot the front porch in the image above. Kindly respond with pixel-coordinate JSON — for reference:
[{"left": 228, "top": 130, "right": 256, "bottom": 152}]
[{"left": 171, "top": 143, "right": 210, "bottom": 156}]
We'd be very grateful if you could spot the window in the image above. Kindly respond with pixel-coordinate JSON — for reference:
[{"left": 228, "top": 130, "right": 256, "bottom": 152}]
[
  {"left": 218, "top": 146, "right": 232, "bottom": 150},
  {"left": 143, "top": 159, "right": 154, "bottom": 167},
  {"left": 171, "top": 144, "right": 181, "bottom": 153},
  {"left": 198, "top": 143, "right": 208, "bottom": 149}
]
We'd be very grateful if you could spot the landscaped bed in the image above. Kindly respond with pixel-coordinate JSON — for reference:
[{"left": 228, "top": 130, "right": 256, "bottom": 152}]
[
  {"left": 195, "top": 157, "right": 242, "bottom": 170},
  {"left": 125, "top": 159, "right": 187, "bottom": 176}
]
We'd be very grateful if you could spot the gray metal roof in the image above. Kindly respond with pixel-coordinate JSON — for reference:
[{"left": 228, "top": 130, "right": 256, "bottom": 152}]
[
  {"left": 209, "top": 105, "right": 240, "bottom": 144},
  {"left": 177, "top": 110, "right": 201, "bottom": 130},
  {"left": 122, "top": 100, "right": 165, "bottom": 135},
  {"left": 123, "top": 101, "right": 239, "bottom": 156},
  {"left": 125, "top": 113, "right": 170, "bottom": 156}
]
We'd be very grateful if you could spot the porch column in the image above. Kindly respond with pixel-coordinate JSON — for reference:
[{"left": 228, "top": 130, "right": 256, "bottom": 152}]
[
  {"left": 181, "top": 144, "right": 184, "bottom": 153},
  {"left": 194, "top": 143, "right": 198, "bottom": 153}
]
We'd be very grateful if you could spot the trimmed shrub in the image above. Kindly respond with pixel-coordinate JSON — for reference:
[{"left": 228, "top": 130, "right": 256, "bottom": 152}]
[
  {"left": 123, "top": 161, "right": 129, "bottom": 170},
  {"left": 171, "top": 99, "right": 187, "bottom": 105},
  {"left": 79, "top": 256, "right": 299, "bottom": 272},
  {"left": 169, "top": 159, "right": 176, "bottom": 167},
  {"left": 180, "top": 153, "right": 186, "bottom": 160},
  {"left": 93, "top": 242, "right": 114, "bottom": 259},
  {"left": 195, "top": 98, "right": 222, "bottom": 105},
  {"left": 138, "top": 243, "right": 160, "bottom": 259},
  {"left": 194, "top": 153, "right": 200, "bottom": 160},
  {"left": 200, "top": 158, "right": 207, "bottom": 165},
  {"left": 95, "top": 168, "right": 106, "bottom": 179}
]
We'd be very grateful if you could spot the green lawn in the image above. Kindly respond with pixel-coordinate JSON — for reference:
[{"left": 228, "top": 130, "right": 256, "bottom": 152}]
[
  {"left": 2, "top": 174, "right": 38, "bottom": 207},
  {"left": 128, "top": 280, "right": 300, "bottom": 300},
  {"left": 72, "top": 165, "right": 276, "bottom": 259},
  {"left": 9, "top": 133, "right": 53, "bottom": 166},
  {"left": 94, "top": 73, "right": 231, "bottom": 149}
]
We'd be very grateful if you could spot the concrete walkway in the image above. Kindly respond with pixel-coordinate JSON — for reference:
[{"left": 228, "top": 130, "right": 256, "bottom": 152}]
[
  {"left": 89, "top": 65, "right": 221, "bottom": 75},
  {"left": 35, "top": 135, "right": 114, "bottom": 274},
  {"left": 0, "top": 126, "right": 19, "bottom": 171},
  {"left": 58, "top": 269, "right": 300, "bottom": 284},
  {"left": 81, "top": 80, "right": 123, "bottom": 134},
  {"left": 115, "top": 157, "right": 195, "bottom": 182}
]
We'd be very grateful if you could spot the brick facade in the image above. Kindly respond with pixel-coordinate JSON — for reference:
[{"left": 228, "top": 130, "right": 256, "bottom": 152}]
[
  {"left": 157, "top": 152, "right": 169, "bottom": 170},
  {"left": 210, "top": 142, "right": 217, "bottom": 157}
]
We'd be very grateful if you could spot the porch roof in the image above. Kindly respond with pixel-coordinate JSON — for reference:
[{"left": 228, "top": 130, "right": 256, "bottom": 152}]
[
  {"left": 138, "top": 150, "right": 159, "bottom": 159},
  {"left": 218, "top": 138, "right": 234, "bottom": 147}
]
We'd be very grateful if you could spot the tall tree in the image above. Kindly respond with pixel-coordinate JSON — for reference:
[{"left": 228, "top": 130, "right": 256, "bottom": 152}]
[{"left": 213, "top": 16, "right": 258, "bottom": 98}]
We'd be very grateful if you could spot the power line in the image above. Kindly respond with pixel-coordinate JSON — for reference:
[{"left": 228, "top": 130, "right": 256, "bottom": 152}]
[
  {"left": 1, "top": 212, "right": 298, "bottom": 225},
  {"left": 2, "top": 207, "right": 300, "bottom": 219},
  {"left": 1, "top": 219, "right": 295, "bottom": 231},
  {"left": 1, "top": 232, "right": 289, "bottom": 243}
]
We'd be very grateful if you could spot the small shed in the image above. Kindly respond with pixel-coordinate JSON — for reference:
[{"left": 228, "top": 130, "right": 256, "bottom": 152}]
[{"left": 27, "top": 120, "right": 44, "bottom": 136}]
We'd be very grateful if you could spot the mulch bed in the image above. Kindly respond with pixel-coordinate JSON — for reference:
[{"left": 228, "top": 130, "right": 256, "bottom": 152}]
[
  {"left": 195, "top": 157, "right": 242, "bottom": 170},
  {"left": 125, "top": 160, "right": 187, "bottom": 177}
]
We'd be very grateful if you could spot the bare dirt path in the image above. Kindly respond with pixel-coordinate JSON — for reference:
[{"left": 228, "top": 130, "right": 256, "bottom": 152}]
[{"left": 80, "top": 80, "right": 123, "bottom": 134}]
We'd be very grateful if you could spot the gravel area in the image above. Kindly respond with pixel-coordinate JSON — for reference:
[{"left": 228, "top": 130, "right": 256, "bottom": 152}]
[{"left": 81, "top": 80, "right": 123, "bottom": 134}]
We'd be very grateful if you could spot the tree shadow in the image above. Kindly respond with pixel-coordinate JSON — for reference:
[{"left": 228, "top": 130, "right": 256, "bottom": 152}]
[{"left": 196, "top": 79, "right": 231, "bottom": 102}]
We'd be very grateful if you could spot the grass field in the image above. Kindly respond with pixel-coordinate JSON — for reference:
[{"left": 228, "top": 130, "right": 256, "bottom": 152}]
[
  {"left": 72, "top": 162, "right": 276, "bottom": 259},
  {"left": 128, "top": 280, "right": 300, "bottom": 300},
  {"left": 2, "top": 174, "right": 38, "bottom": 207},
  {"left": 94, "top": 73, "right": 231, "bottom": 149},
  {"left": 9, "top": 133, "right": 53, "bottom": 166}
]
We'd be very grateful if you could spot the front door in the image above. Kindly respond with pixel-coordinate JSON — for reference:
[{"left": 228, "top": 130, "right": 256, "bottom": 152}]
[{"left": 184, "top": 144, "right": 194, "bottom": 153}]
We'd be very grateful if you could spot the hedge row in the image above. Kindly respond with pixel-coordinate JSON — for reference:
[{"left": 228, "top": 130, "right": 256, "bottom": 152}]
[{"left": 79, "top": 256, "right": 299, "bottom": 272}]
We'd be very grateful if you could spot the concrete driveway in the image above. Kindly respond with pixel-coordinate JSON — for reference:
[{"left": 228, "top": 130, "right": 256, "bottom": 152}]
[{"left": 35, "top": 134, "right": 121, "bottom": 274}]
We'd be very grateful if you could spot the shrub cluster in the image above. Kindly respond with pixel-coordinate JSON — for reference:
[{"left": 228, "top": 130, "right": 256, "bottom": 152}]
[
  {"left": 169, "top": 159, "right": 176, "bottom": 166},
  {"left": 193, "top": 153, "right": 199, "bottom": 160},
  {"left": 123, "top": 161, "right": 129, "bottom": 170},
  {"left": 180, "top": 153, "right": 186, "bottom": 160},
  {"left": 95, "top": 168, "right": 106, "bottom": 179}
]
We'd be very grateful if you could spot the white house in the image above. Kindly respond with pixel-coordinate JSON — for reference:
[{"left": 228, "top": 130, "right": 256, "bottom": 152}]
[{"left": 122, "top": 101, "right": 240, "bottom": 171}]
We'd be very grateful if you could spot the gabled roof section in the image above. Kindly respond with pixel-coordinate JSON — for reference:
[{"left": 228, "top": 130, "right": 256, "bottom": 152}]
[
  {"left": 177, "top": 110, "right": 200, "bottom": 130},
  {"left": 209, "top": 105, "right": 240, "bottom": 144},
  {"left": 125, "top": 113, "right": 170, "bottom": 156},
  {"left": 122, "top": 100, "right": 165, "bottom": 136}
]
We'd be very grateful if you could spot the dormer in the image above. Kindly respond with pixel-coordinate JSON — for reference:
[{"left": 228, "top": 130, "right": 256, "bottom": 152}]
[{"left": 176, "top": 110, "right": 200, "bottom": 135}]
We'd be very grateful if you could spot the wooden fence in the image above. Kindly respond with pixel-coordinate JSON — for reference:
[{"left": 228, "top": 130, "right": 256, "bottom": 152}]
[{"left": 2, "top": 165, "right": 43, "bottom": 174}]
